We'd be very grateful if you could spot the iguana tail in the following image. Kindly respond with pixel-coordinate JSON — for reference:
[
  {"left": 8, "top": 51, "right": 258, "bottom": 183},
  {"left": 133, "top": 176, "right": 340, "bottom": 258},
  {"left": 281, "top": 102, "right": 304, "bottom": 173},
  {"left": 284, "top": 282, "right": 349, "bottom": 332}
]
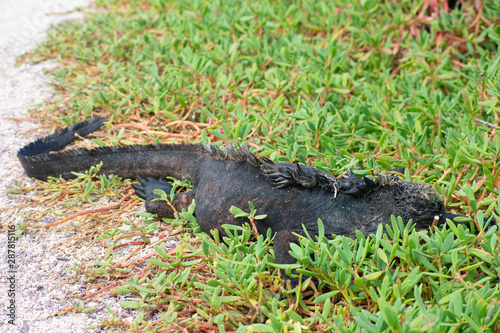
[{"left": 18, "top": 117, "right": 206, "bottom": 181}]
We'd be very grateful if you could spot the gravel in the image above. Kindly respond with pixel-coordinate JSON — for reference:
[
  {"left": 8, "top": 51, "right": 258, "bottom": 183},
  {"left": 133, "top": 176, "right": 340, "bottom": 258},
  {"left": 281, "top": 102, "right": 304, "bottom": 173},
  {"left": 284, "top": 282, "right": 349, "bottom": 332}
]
[{"left": 0, "top": 1, "right": 117, "bottom": 332}]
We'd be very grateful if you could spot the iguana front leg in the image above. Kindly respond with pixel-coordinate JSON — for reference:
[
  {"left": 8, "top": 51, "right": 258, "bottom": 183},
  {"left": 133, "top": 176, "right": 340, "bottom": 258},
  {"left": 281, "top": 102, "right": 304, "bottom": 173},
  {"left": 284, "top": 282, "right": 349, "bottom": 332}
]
[
  {"left": 132, "top": 176, "right": 195, "bottom": 217},
  {"left": 273, "top": 229, "right": 305, "bottom": 290}
]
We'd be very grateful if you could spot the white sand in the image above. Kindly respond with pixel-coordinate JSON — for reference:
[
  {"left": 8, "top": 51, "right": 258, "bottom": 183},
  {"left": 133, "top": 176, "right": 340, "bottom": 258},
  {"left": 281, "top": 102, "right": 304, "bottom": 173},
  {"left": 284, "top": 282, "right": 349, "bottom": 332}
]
[{"left": 0, "top": 1, "right": 115, "bottom": 332}]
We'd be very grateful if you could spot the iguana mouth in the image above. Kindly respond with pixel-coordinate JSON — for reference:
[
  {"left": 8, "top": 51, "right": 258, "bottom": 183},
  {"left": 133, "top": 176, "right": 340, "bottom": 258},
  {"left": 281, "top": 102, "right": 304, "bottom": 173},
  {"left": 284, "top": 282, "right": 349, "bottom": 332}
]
[{"left": 413, "top": 213, "right": 444, "bottom": 227}]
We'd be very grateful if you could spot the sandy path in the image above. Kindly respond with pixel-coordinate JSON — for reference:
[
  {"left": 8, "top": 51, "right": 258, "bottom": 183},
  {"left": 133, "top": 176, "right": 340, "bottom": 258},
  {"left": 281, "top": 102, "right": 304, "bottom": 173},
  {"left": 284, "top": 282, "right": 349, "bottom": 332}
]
[{"left": 0, "top": 1, "right": 114, "bottom": 332}]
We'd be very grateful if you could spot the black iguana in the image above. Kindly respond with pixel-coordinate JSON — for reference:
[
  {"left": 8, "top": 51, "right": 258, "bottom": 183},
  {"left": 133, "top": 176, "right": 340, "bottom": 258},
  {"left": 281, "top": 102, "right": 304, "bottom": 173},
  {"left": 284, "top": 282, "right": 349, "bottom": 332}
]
[{"left": 18, "top": 117, "right": 473, "bottom": 284}]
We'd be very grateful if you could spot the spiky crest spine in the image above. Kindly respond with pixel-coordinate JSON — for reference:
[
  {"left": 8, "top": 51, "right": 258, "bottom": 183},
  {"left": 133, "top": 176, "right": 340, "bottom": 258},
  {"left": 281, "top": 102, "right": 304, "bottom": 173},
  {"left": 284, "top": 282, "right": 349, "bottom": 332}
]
[{"left": 203, "top": 143, "right": 394, "bottom": 197}]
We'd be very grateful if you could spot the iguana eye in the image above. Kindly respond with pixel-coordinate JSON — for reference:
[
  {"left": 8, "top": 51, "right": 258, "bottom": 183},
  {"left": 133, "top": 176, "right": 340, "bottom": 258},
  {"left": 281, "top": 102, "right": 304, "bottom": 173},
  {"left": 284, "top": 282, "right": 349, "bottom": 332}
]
[{"left": 412, "top": 202, "right": 426, "bottom": 213}]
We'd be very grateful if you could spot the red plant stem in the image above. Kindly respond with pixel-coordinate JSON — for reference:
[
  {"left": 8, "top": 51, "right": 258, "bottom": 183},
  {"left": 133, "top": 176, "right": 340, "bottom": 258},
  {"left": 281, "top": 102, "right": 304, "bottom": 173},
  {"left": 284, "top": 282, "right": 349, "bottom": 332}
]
[{"left": 28, "top": 192, "right": 133, "bottom": 228}]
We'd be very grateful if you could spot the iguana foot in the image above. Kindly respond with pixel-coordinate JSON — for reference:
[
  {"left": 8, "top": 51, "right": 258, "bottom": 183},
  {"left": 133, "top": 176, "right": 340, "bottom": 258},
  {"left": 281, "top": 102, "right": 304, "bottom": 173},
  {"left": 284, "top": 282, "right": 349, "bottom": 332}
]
[
  {"left": 132, "top": 175, "right": 196, "bottom": 218},
  {"left": 132, "top": 175, "right": 173, "bottom": 200}
]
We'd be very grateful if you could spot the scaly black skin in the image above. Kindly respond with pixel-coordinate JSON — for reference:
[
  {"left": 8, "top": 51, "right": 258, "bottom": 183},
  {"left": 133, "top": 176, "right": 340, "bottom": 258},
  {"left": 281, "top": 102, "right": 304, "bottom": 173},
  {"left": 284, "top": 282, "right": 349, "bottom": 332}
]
[{"left": 18, "top": 117, "right": 480, "bottom": 287}]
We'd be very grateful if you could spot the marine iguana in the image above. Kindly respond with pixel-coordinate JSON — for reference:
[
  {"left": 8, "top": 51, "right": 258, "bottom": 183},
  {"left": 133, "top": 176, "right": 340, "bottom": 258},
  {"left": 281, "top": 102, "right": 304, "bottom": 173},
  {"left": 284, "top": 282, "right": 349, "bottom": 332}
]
[{"left": 18, "top": 117, "right": 471, "bottom": 284}]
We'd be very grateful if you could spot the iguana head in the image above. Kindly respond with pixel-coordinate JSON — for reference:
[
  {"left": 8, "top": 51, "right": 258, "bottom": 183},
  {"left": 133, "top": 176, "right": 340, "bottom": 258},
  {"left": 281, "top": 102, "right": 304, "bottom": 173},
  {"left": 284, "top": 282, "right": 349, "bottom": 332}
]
[{"left": 381, "top": 176, "right": 446, "bottom": 227}]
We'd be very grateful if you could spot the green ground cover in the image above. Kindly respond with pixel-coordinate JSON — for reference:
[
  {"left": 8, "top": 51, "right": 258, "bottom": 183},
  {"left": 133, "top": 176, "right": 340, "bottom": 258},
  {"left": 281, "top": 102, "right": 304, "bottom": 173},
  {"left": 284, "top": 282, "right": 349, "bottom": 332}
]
[{"left": 17, "top": 0, "right": 500, "bottom": 331}]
